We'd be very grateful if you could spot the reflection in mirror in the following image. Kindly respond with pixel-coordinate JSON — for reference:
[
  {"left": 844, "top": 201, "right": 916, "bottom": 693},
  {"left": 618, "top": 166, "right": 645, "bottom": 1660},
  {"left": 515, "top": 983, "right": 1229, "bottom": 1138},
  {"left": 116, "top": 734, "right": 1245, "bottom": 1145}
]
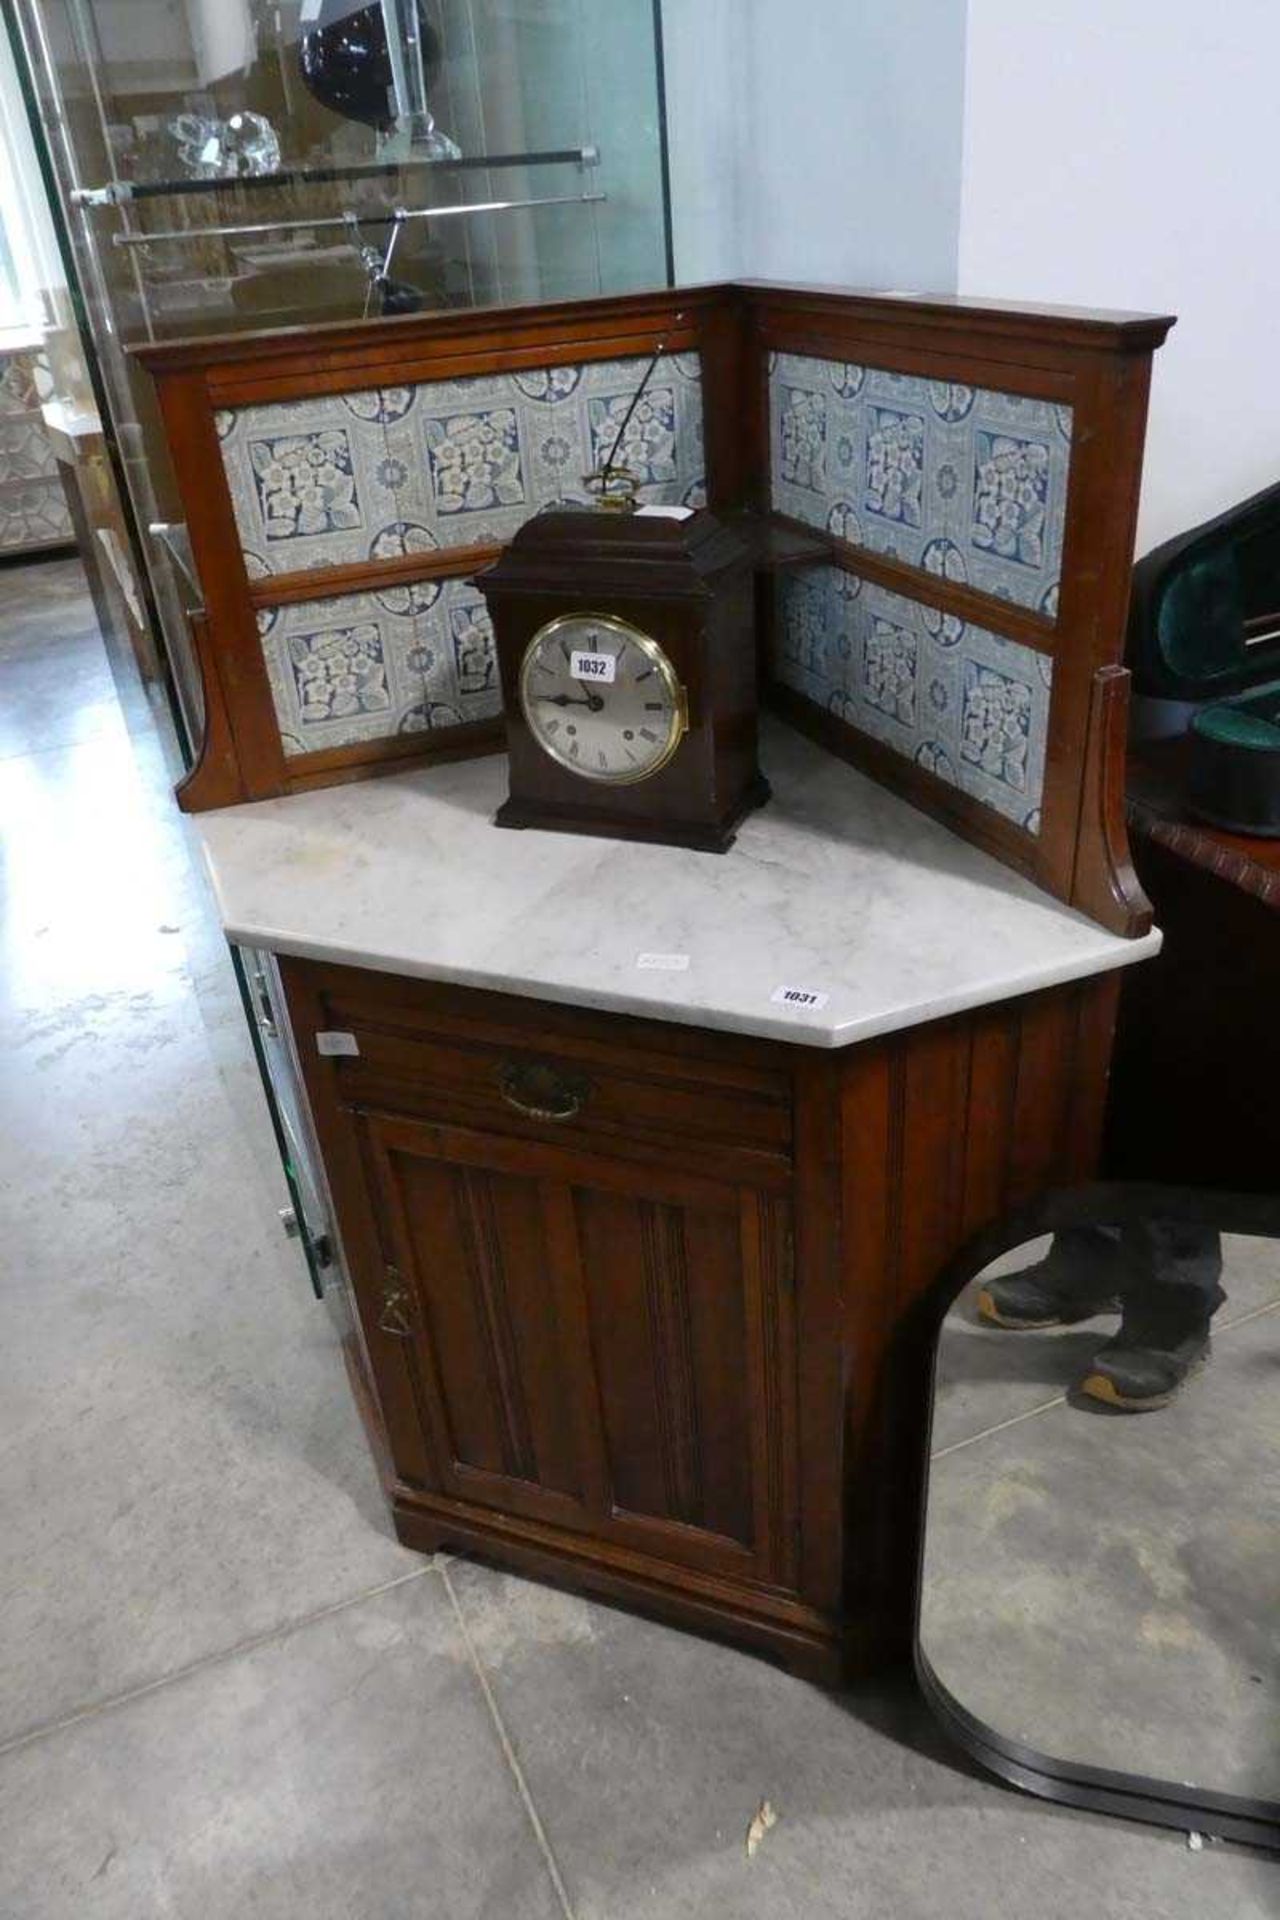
[{"left": 920, "top": 1225, "right": 1280, "bottom": 1810}]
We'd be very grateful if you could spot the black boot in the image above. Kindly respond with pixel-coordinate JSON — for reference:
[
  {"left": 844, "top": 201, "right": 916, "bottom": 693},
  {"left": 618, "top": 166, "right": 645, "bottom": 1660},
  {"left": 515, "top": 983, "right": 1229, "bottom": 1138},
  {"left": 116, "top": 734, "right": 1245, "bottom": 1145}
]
[
  {"left": 1074, "top": 1228, "right": 1225, "bottom": 1411},
  {"left": 976, "top": 1230, "right": 1123, "bottom": 1330},
  {"left": 1075, "top": 1312, "right": 1212, "bottom": 1412}
]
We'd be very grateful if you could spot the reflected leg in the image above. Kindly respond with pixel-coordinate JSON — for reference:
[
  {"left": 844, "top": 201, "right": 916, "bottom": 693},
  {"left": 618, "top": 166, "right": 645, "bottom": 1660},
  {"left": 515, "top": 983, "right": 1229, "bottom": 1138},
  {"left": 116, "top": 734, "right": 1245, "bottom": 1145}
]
[
  {"left": 976, "top": 1226, "right": 1125, "bottom": 1328},
  {"left": 1075, "top": 1222, "right": 1226, "bottom": 1411}
]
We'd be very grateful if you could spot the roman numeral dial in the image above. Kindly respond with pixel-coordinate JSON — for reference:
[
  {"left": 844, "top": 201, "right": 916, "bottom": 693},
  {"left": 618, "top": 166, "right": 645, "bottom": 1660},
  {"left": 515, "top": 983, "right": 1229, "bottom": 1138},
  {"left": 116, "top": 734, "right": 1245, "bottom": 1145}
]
[{"left": 519, "top": 612, "right": 687, "bottom": 785}]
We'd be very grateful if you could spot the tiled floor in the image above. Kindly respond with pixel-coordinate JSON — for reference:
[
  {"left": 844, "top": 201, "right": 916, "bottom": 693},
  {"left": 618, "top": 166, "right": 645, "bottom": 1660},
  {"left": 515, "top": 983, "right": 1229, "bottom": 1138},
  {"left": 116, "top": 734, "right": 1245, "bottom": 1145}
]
[{"left": 1, "top": 556, "right": 1275, "bottom": 1916}]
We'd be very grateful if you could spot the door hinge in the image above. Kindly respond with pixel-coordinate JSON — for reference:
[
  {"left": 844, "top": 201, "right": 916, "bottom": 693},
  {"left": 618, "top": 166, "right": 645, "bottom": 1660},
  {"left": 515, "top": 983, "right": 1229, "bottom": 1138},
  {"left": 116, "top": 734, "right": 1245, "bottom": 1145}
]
[{"left": 378, "top": 1266, "right": 415, "bottom": 1337}]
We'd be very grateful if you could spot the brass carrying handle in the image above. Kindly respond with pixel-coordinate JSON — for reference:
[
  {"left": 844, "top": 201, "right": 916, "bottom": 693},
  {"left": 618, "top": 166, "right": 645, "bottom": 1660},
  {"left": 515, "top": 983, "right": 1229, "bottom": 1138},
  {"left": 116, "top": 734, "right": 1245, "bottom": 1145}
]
[{"left": 495, "top": 1058, "right": 591, "bottom": 1123}]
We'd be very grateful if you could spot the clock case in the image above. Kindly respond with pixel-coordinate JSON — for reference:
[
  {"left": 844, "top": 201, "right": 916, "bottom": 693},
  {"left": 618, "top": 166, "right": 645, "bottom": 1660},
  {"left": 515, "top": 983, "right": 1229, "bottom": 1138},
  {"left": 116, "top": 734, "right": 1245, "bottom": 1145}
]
[{"left": 479, "top": 506, "right": 770, "bottom": 853}]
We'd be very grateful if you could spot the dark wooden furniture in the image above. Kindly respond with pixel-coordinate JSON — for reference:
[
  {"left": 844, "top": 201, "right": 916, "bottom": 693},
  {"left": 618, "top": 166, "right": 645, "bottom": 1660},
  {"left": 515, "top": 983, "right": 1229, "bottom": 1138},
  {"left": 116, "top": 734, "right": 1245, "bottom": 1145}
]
[
  {"left": 1105, "top": 740, "right": 1280, "bottom": 1196},
  {"left": 282, "top": 955, "right": 1120, "bottom": 1680},
  {"left": 138, "top": 281, "right": 1173, "bottom": 1679},
  {"left": 134, "top": 281, "right": 1173, "bottom": 935},
  {"left": 482, "top": 506, "right": 766, "bottom": 850}
]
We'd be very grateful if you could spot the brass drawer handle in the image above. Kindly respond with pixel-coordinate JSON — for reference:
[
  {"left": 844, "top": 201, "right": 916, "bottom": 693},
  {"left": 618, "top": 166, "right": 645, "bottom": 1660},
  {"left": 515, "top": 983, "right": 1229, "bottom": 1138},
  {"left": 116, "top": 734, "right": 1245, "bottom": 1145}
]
[{"left": 495, "top": 1058, "right": 590, "bottom": 1123}]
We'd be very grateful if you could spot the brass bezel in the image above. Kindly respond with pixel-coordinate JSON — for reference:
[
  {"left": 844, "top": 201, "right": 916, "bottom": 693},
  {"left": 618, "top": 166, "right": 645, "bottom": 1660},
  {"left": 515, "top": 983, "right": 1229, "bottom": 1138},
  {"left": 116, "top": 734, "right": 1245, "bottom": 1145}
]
[{"left": 519, "top": 611, "right": 687, "bottom": 786}]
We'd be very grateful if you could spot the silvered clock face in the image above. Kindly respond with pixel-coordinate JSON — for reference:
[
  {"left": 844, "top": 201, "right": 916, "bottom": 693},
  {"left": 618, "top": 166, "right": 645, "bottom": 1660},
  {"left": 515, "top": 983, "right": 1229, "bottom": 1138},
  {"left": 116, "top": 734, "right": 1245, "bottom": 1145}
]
[{"left": 519, "top": 612, "right": 686, "bottom": 784}]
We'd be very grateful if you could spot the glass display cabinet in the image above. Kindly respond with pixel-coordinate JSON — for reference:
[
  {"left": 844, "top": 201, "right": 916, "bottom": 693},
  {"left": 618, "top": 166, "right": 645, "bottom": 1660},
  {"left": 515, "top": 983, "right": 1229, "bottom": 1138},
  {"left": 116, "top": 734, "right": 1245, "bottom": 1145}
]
[{"left": 7, "top": 0, "right": 672, "bottom": 729}]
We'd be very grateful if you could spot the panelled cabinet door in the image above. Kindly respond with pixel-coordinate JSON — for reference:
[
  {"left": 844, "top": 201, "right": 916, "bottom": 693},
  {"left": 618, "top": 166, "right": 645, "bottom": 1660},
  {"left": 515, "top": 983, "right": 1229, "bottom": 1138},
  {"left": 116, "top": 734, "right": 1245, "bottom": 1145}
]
[{"left": 352, "top": 1110, "right": 801, "bottom": 1592}]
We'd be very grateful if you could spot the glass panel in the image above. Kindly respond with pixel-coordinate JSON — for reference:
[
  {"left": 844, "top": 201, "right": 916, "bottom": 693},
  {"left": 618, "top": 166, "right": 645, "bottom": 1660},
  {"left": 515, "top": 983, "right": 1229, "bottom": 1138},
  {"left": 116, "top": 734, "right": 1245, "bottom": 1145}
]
[
  {"left": 8, "top": 0, "right": 671, "bottom": 725},
  {"left": 17, "top": 0, "right": 668, "bottom": 338},
  {"left": 920, "top": 1222, "right": 1280, "bottom": 1806}
]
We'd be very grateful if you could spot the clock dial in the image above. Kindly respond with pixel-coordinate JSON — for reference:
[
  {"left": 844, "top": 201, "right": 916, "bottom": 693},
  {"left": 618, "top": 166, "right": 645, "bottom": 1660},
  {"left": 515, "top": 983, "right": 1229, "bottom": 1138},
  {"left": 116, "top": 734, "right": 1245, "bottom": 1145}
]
[{"left": 519, "top": 613, "right": 686, "bottom": 784}]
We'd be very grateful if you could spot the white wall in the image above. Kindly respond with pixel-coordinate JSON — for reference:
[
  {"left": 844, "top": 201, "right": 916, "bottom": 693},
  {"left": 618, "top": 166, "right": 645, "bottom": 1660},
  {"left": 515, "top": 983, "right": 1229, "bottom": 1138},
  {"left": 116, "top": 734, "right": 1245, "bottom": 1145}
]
[
  {"left": 659, "top": 0, "right": 750, "bottom": 283},
  {"left": 662, "top": 0, "right": 967, "bottom": 292},
  {"left": 958, "top": 0, "right": 1280, "bottom": 554}
]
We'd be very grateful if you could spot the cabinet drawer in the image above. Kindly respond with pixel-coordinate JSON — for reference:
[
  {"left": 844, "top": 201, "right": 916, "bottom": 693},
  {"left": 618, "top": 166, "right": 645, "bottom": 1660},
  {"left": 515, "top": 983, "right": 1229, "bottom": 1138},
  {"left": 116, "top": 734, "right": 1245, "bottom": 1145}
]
[{"left": 296, "top": 970, "right": 793, "bottom": 1167}]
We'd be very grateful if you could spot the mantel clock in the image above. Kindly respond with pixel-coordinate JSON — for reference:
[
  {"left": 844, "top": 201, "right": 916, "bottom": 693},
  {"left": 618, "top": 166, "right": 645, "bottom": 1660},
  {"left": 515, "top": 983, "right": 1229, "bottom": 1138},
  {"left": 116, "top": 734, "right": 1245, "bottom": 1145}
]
[{"left": 478, "top": 505, "right": 768, "bottom": 853}]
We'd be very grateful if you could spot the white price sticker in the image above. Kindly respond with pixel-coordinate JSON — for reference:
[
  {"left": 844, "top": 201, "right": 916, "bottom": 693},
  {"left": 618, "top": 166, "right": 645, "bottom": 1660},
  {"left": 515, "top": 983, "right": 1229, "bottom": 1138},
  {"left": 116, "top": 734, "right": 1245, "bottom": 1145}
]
[
  {"left": 569, "top": 649, "right": 617, "bottom": 684},
  {"left": 770, "top": 985, "right": 830, "bottom": 1012},
  {"left": 316, "top": 1030, "right": 360, "bottom": 1057},
  {"left": 636, "top": 952, "right": 690, "bottom": 972}
]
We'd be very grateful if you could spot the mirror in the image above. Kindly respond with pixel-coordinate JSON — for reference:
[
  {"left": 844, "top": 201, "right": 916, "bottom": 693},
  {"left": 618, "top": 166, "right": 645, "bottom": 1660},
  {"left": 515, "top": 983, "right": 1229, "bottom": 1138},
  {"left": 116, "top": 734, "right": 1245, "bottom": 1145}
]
[{"left": 919, "top": 1221, "right": 1280, "bottom": 1834}]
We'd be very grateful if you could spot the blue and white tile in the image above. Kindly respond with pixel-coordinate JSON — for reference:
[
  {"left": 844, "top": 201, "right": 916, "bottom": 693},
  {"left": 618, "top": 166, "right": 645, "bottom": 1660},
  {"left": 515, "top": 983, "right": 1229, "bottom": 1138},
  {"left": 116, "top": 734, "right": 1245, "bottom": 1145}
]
[
  {"left": 260, "top": 583, "right": 502, "bottom": 757},
  {"left": 221, "top": 352, "right": 706, "bottom": 572},
  {"left": 774, "top": 565, "right": 1052, "bottom": 829},
  {"left": 768, "top": 353, "right": 1072, "bottom": 618},
  {"left": 425, "top": 406, "right": 526, "bottom": 518},
  {"left": 397, "top": 577, "right": 502, "bottom": 737},
  {"left": 218, "top": 391, "right": 408, "bottom": 577}
]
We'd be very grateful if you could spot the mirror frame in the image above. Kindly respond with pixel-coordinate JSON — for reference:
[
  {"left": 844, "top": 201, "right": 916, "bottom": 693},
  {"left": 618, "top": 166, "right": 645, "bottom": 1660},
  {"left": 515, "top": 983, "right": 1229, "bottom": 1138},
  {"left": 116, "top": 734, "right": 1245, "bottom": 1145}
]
[{"left": 913, "top": 1179, "right": 1280, "bottom": 1854}]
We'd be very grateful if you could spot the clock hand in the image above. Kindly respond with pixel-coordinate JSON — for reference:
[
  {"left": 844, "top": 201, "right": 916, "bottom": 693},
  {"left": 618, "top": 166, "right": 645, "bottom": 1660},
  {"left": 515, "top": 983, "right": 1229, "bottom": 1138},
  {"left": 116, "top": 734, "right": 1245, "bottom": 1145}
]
[{"left": 536, "top": 692, "right": 605, "bottom": 712}]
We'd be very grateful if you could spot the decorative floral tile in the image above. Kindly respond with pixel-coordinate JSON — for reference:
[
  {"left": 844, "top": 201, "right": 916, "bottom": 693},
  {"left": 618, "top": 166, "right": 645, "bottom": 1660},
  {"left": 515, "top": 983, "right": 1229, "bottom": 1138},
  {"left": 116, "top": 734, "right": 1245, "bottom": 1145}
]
[
  {"left": 778, "top": 383, "right": 826, "bottom": 493},
  {"left": 774, "top": 564, "right": 1051, "bottom": 831},
  {"left": 864, "top": 617, "right": 918, "bottom": 726},
  {"left": 261, "top": 581, "right": 501, "bottom": 757},
  {"left": 287, "top": 619, "right": 389, "bottom": 727},
  {"left": 450, "top": 593, "right": 498, "bottom": 697},
  {"left": 865, "top": 408, "right": 924, "bottom": 528},
  {"left": 426, "top": 408, "right": 525, "bottom": 516},
  {"left": 960, "top": 659, "right": 1033, "bottom": 792},
  {"left": 971, "top": 430, "right": 1048, "bottom": 571},
  {"left": 221, "top": 351, "right": 706, "bottom": 574},
  {"left": 250, "top": 429, "right": 362, "bottom": 543},
  {"left": 587, "top": 384, "right": 677, "bottom": 484},
  {"left": 769, "top": 353, "right": 1072, "bottom": 618}
]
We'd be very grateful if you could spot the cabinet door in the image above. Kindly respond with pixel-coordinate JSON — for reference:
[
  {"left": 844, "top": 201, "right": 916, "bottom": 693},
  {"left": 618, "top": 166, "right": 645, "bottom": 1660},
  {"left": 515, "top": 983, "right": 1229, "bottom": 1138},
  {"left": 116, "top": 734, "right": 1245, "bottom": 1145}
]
[{"left": 353, "top": 1111, "right": 801, "bottom": 1590}]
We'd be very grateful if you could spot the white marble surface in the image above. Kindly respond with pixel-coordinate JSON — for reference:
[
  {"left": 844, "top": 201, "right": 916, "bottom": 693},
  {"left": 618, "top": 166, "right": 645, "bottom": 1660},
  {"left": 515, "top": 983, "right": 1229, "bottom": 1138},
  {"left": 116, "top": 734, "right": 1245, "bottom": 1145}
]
[{"left": 194, "top": 721, "right": 1160, "bottom": 1050}]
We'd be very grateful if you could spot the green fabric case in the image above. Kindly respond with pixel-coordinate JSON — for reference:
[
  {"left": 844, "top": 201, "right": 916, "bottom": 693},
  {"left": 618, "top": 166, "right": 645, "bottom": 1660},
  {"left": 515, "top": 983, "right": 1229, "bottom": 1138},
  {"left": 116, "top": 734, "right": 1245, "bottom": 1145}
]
[{"left": 1129, "top": 480, "right": 1280, "bottom": 701}]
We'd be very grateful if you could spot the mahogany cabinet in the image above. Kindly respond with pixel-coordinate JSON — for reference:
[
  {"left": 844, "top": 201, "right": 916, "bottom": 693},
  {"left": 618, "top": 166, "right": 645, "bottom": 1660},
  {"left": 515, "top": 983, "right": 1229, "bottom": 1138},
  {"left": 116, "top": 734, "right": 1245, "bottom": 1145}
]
[
  {"left": 148, "top": 279, "right": 1171, "bottom": 1681},
  {"left": 280, "top": 954, "right": 1119, "bottom": 1681}
]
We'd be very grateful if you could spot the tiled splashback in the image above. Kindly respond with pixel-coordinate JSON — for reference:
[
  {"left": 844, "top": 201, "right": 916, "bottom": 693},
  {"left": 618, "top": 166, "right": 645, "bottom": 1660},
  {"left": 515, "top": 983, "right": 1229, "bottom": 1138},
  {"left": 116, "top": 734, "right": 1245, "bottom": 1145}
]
[
  {"left": 768, "top": 352, "right": 1072, "bottom": 618},
  {"left": 259, "top": 577, "right": 499, "bottom": 758},
  {"left": 219, "top": 352, "right": 707, "bottom": 578},
  {"left": 774, "top": 566, "right": 1052, "bottom": 832},
  {"left": 220, "top": 351, "right": 705, "bottom": 755}
]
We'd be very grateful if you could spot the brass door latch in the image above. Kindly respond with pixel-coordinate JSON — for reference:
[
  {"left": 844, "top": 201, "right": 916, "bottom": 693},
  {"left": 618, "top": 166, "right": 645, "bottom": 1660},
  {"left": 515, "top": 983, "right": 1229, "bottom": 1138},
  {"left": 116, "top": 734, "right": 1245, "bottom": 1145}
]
[{"left": 378, "top": 1266, "right": 415, "bottom": 1337}]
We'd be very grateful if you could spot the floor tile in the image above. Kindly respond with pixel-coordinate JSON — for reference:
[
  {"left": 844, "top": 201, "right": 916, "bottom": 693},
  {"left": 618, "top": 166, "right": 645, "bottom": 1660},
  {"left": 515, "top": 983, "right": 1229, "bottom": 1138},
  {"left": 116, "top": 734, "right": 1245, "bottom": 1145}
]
[
  {"left": 0, "top": 1576, "right": 565, "bottom": 1920},
  {"left": 448, "top": 1561, "right": 1278, "bottom": 1919},
  {"left": 0, "top": 629, "right": 420, "bottom": 1747},
  {"left": 922, "top": 1300, "right": 1280, "bottom": 1802},
  {"left": 0, "top": 597, "right": 124, "bottom": 760}
]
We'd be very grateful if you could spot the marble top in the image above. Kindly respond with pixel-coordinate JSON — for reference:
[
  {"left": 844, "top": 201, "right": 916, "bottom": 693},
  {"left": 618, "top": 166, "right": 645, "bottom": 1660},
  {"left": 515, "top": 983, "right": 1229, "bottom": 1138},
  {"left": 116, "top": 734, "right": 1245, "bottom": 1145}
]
[{"left": 194, "top": 721, "right": 1160, "bottom": 1050}]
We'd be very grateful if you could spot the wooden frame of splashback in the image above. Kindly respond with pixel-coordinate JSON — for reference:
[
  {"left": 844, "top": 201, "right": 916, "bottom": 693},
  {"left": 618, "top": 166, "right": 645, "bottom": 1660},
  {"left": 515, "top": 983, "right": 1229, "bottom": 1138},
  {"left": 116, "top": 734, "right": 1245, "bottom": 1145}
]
[
  {"left": 740, "top": 282, "right": 1173, "bottom": 935},
  {"left": 134, "top": 280, "right": 1173, "bottom": 936},
  {"left": 134, "top": 284, "right": 746, "bottom": 812}
]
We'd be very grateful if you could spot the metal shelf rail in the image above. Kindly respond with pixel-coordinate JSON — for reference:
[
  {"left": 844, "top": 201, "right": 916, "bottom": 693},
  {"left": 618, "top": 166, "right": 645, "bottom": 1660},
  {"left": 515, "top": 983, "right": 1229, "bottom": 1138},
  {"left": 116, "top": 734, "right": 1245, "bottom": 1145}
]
[{"left": 69, "top": 145, "right": 600, "bottom": 209}]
